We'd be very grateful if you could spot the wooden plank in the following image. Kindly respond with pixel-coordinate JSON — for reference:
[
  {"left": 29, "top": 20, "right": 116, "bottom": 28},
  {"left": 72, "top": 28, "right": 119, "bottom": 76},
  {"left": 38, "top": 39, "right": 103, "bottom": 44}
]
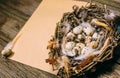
[
  {"left": 0, "top": 0, "right": 42, "bottom": 50},
  {"left": 0, "top": 56, "right": 56, "bottom": 78}
]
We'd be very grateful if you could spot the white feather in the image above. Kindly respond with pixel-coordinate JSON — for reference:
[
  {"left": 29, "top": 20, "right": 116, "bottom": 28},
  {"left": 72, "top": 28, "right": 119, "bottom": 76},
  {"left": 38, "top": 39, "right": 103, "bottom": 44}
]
[
  {"left": 104, "top": 12, "right": 115, "bottom": 21},
  {"left": 4, "top": 42, "right": 13, "bottom": 50}
]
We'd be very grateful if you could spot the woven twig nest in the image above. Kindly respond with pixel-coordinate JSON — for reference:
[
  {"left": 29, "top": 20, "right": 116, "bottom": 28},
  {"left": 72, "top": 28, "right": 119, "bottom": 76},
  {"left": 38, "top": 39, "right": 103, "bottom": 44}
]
[{"left": 46, "top": 2, "right": 120, "bottom": 78}]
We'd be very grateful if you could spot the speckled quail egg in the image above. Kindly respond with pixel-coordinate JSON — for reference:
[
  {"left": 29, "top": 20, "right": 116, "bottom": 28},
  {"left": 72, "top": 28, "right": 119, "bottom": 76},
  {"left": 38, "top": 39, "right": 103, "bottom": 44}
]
[
  {"left": 89, "top": 41, "right": 99, "bottom": 49},
  {"left": 72, "top": 46, "right": 81, "bottom": 55},
  {"left": 73, "top": 26, "right": 83, "bottom": 34},
  {"left": 85, "top": 36, "right": 92, "bottom": 45},
  {"left": 81, "top": 22, "right": 95, "bottom": 36},
  {"left": 65, "top": 42, "right": 75, "bottom": 50},
  {"left": 76, "top": 43, "right": 85, "bottom": 49},
  {"left": 66, "top": 32, "right": 75, "bottom": 40},
  {"left": 77, "top": 34, "right": 84, "bottom": 41},
  {"left": 92, "top": 32, "right": 99, "bottom": 40}
]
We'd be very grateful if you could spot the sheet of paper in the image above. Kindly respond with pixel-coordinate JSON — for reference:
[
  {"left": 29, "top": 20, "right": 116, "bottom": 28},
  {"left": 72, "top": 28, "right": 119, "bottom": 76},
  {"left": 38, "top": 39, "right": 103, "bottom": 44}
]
[{"left": 11, "top": 0, "right": 87, "bottom": 74}]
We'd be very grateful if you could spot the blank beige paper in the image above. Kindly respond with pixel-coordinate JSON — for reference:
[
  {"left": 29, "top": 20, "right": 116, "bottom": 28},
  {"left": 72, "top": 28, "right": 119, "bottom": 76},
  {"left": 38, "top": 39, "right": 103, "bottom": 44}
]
[{"left": 11, "top": 0, "right": 87, "bottom": 74}]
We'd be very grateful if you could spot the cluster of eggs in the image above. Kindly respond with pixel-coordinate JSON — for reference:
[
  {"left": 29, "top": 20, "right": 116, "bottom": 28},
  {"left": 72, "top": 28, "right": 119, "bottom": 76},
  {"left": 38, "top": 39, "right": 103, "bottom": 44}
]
[{"left": 62, "top": 22, "right": 105, "bottom": 61}]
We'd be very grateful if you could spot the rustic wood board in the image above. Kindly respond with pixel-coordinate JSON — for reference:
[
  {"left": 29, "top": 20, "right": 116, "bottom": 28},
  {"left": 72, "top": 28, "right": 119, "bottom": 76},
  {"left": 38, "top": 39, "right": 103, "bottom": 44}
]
[
  {"left": 0, "top": 0, "right": 42, "bottom": 51},
  {"left": 11, "top": 0, "right": 87, "bottom": 75},
  {"left": 0, "top": 56, "right": 56, "bottom": 78}
]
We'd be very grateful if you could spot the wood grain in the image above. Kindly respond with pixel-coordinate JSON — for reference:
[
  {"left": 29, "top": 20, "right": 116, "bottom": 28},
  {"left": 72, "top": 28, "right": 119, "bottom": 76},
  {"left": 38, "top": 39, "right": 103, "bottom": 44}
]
[{"left": 0, "top": 56, "right": 56, "bottom": 78}]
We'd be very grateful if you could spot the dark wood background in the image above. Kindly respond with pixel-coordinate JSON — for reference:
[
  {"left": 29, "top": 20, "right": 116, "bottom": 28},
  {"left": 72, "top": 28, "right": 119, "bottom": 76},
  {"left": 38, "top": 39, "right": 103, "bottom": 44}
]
[{"left": 0, "top": 0, "right": 120, "bottom": 78}]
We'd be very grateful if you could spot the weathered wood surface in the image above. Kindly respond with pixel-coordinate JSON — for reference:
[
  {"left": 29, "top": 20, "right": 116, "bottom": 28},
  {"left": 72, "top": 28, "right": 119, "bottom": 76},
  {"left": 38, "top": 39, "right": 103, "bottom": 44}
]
[
  {"left": 0, "top": 57, "right": 56, "bottom": 78},
  {"left": 0, "top": 0, "right": 42, "bottom": 51},
  {"left": 0, "top": 0, "right": 120, "bottom": 78}
]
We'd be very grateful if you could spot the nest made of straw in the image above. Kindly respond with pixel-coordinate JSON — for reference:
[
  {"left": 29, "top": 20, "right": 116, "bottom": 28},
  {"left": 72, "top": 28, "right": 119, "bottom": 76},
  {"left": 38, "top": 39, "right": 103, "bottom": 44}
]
[{"left": 46, "top": 2, "right": 120, "bottom": 78}]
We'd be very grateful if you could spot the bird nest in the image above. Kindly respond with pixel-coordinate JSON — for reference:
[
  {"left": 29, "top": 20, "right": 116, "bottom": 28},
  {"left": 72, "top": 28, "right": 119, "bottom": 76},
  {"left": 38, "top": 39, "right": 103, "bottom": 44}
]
[{"left": 46, "top": 2, "right": 120, "bottom": 78}]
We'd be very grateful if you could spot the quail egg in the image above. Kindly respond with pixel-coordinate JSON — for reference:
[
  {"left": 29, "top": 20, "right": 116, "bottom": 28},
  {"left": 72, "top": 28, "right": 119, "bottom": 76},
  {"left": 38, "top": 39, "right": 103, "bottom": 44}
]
[
  {"left": 72, "top": 46, "right": 81, "bottom": 55},
  {"left": 65, "top": 42, "right": 75, "bottom": 50},
  {"left": 89, "top": 41, "right": 99, "bottom": 49},
  {"left": 85, "top": 36, "right": 92, "bottom": 45},
  {"left": 82, "top": 22, "right": 95, "bottom": 36},
  {"left": 77, "top": 34, "right": 84, "bottom": 41},
  {"left": 76, "top": 43, "right": 85, "bottom": 49},
  {"left": 66, "top": 32, "right": 75, "bottom": 40},
  {"left": 92, "top": 32, "right": 99, "bottom": 41},
  {"left": 73, "top": 26, "right": 83, "bottom": 34}
]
